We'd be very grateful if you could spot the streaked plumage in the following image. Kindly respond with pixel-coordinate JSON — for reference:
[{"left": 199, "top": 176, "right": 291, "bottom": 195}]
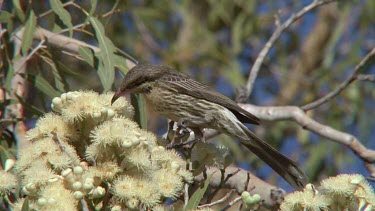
[{"left": 112, "top": 63, "right": 307, "bottom": 190}]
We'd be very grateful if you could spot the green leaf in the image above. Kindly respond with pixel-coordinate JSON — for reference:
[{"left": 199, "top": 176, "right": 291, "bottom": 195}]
[
  {"left": 14, "top": 94, "right": 44, "bottom": 116},
  {"left": 232, "top": 13, "right": 246, "bottom": 54},
  {"left": 90, "top": 0, "right": 98, "bottom": 15},
  {"left": 21, "top": 197, "right": 29, "bottom": 211},
  {"left": 114, "top": 54, "right": 130, "bottom": 76},
  {"left": 5, "top": 62, "right": 14, "bottom": 90},
  {"left": 89, "top": 17, "right": 115, "bottom": 91},
  {"left": 0, "top": 145, "right": 15, "bottom": 164},
  {"left": 22, "top": 10, "right": 37, "bottom": 56},
  {"left": 0, "top": 10, "right": 13, "bottom": 22},
  {"left": 26, "top": 74, "right": 62, "bottom": 98},
  {"left": 40, "top": 55, "right": 67, "bottom": 92},
  {"left": 12, "top": 0, "right": 25, "bottom": 22},
  {"left": 49, "top": 0, "right": 73, "bottom": 37},
  {"left": 131, "top": 94, "right": 147, "bottom": 129},
  {"left": 79, "top": 46, "right": 95, "bottom": 67},
  {"left": 185, "top": 173, "right": 213, "bottom": 210},
  {"left": 57, "top": 61, "right": 85, "bottom": 78}
]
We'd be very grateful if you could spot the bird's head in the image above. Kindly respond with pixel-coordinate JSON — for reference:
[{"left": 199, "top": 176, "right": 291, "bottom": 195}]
[{"left": 111, "top": 63, "right": 168, "bottom": 104}]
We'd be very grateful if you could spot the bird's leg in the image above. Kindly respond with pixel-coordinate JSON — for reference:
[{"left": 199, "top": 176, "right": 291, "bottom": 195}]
[
  {"left": 173, "top": 127, "right": 204, "bottom": 148},
  {"left": 172, "top": 117, "right": 207, "bottom": 148},
  {"left": 167, "top": 119, "right": 190, "bottom": 149},
  {"left": 167, "top": 117, "right": 208, "bottom": 149},
  {"left": 176, "top": 118, "right": 192, "bottom": 138},
  {"left": 166, "top": 120, "right": 177, "bottom": 145}
]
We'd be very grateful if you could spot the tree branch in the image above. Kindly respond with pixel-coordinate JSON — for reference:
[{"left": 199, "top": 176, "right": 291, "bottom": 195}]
[
  {"left": 194, "top": 166, "right": 286, "bottom": 208},
  {"left": 301, "top": 47, "right": 375, "bottom": 111},
  {"left": 356, "top": 74, "right": 375, "bottom": 82},
  {"left": 239, "top": 104, "right": 375, "bottom": 177},
  {"left": 245, "top": 0, "right": 336, "bottom": 98}
]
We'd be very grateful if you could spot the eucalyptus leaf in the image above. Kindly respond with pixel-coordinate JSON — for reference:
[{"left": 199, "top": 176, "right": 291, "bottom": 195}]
[
  {"left": 21, "top": 197, "right": 29, "bottom": 211},
  {"left": 0, "top": 10, "right": 13, "bottom": 22},
  {"left": 14, "top": 94, "right": 44, "bottom": 116},
  {"left": 12, "top": 0, "right": 25, "bottom": 22},
  {"left": 131, "top": 94, "right": 147, "bottom": 129},
  {"left": 89, "top": 17, "right": 115, "bottom": 91},
  {"left": 49, "top": 0, "right": 73, "bottom": 37},
  {"left": 22, "top": 10, "right": 37, "bottom": 56},
  {"left": 26, "top": 74, "right": 61, "bottom": 98},
  {"left": 79, "top": 46, "right": 95, "bottom": 67},
  {"left": 185, "top": 173, "right": 213, "bottom": 210},
  {"left": 114, "top": 54, "right": 130, "bottom": 76},
  {"left": 40, "top": 55, "right": 67, "bottom": 92}
]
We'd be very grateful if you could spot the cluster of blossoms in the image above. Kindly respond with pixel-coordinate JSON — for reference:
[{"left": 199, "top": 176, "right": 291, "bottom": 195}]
[
  {"left": 6, "top": 90, "right": 193, "bottom": 210},
  {"left": 280, "top": 174, "right": 375, "bottom": 210}
]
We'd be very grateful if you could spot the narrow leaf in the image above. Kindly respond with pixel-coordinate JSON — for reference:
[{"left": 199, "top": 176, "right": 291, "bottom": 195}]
[
  {"left": 114, "top": 54, "right": 130, "bottom": 76},
  {"left": 21, "top": 197, "right": 29, "bottom": 211},
  {"left": 40, "top": 55, "right": 67, "bottom": 92},
  {"left": 12, "top": 0, "right": 25, "bottom": 22},
  {"left": 0, "top": 10, "right": 13, "bottom": 22},
  {"left": 14, "top": 94, "right": 44, "bottom": 116},
  {"left": 89, "top": 17, "right": 115, "bottom": 91},
  {"left": 22, "top": 10, "right": 37, "bottom": 56},
  {"left": 57, "top": 61, "right": 85, "bottom": 77},
  {"left": 131, "top": 94, "right": 147, "bottom": 129},
  {"left": 185, "top": 173, "right": 213, "bottom": 210},
  {"left": 90, "top": 0, "right": 98, "bottom": 15},
  {"left": 49, "top": 0, "right": 73, "bottom": 37},
  {"left": 5, "top": 62, "right": 14, "bottom": 90},
  {"left": 79, "top": 46, "right": 95, "bottom": 67},
  {"left": 26, "top": 74, "right": 62, "bottom": 98}
]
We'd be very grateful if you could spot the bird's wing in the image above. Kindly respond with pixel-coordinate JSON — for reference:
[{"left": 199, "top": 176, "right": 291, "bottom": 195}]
[{"left": 160, "top": 71, "right": 260, "bottom": 125}]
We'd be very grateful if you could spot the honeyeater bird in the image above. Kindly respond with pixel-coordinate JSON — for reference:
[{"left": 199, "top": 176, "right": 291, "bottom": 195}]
[{"left": 111, "top": 63, "right": 307, "bottom": 190}]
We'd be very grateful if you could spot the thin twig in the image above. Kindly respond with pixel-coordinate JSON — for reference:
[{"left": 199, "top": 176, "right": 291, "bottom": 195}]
[
  {"left": 81, "top": 198, "right": 91, "bottom": 211},
  {"left": 198, "top": 189, "right": 235, "bottom": 208},
  {"left": 356, "top": 74, "right": 375, "bottom": 82},
  {"left": 208, "top": 168, "right": 240, "bottom": 203},
  {"left": 220, "top": 196, "right": 242, "bottom": 211},
  {"left": 239, "top": 104, "right": 375, "bottom": 176},
  {"left": 13, "top": 40, "right": 46, "bottom": 73},
  {"left": 37, "top": 1, "right": 74, "bottom": 19},
  {"left": 302, "top": 47, "right": 375, "bottom": 111},
  {"left": 245, "top": 0, "right": 336, "bottom": 98}
]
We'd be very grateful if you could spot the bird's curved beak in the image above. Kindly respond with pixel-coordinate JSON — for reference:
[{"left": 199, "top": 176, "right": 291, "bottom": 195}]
[{"left": 111, "top": 90, "right": 125, "bottom": 105}]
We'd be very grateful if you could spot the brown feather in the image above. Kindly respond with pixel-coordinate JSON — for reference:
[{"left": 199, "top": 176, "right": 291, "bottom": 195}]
[{"left": 159, "top": 70, "right": 260, "bottom": 125}]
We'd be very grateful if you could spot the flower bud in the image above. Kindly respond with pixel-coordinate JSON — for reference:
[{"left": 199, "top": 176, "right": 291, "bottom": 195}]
[
  {"left": 37, "top": 197, "right": 47, "bottom": 206},
  {"left": 107, "top": 109, "right": 115, "bottom": 119},
  {"left": 66, "top": 92, "right": 74, "bottom": 100},
  {"left": 111, "top": 205, "right": 122, "bottom": 211},
  {"left": 171, "top": 161, "right": 181, "bottom": 173},
  {"left": 72, "top": 181, "right": 82, "bottom": 191},
  {"left": 48, "top": 177, "right": 59, "bottom": 183},
  {"left": 73, "top": 191, "right": 84, "bottom": 199},
  {"left": 243, "top": 194, "right": 261, "bottom": 206},
  {"left": 48, "top": 198, "right": 57, "bottom": 205},
  {"left": 122, "top": 140, "right": 133, "bottom": 148},
  {"left": 4, "top": 159, "right": 16, "bottom": 172},
  {"left": 92, "top": 186, "right": 106, "bottom": 198},
  {"left": 241, "top": 191, "right": 251, "bottom": 200},
  {"left": 62, "top": 168, "right": 73, "bottom": 177},
  {"left": 74, "top": 166, "right": 83, "bottom": 175}
]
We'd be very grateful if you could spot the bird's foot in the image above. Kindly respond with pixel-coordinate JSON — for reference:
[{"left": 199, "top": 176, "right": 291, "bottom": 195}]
[
  {"left": 172, "top": 127, "right": 204, "bottom": 148},
  {"left": 172, "top": 137, "right": 199, "bottom": 148},
  {"left": 166, "top": 119, "right": 191, "bottom": 149},
  {"left": 166, "top": 118, "right": 205, "bottom": 149}
]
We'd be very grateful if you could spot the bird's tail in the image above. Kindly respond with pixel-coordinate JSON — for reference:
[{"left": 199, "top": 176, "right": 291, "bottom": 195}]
[{"left": 237, "top": 124, "right": 307, "bottom": 190}]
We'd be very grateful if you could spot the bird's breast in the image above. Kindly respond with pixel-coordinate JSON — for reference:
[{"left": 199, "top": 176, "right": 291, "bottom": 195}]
[{"left": 144, "top": 85, "right": 220, "bottom": 128}]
